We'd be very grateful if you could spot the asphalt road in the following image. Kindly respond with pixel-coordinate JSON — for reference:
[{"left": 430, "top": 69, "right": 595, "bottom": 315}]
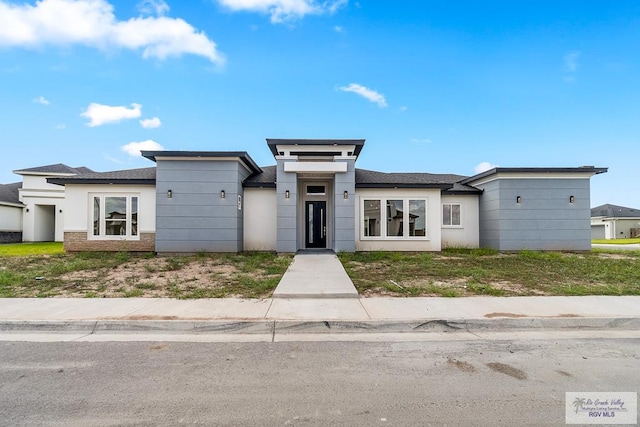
[{"left": 1, "top": 335, "right": 638, "bottom": 426}]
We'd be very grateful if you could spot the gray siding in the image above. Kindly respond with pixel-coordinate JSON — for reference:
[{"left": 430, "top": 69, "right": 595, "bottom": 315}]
[
  {"left": 155, "top": 160, "right": 247, "bottom": 253},
  {"left": 333, "top": 158, "right": 355, "bottom": 252},
  {"left": 276, "top": 159, "right": 297, "bottom": 253},
  {"left": 477, "top": 178, "right": 592, "bottom": 251}
]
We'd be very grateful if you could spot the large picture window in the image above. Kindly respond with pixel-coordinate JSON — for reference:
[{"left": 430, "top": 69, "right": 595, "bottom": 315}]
[
  {"left": 442, "top": 203, "right": 461, "bottom": 226},
  {"left": 91, "top": 194, "right": 139, "bottom": 239},
  {"left": 361, "top": 197, "right": 428, "bottom": 239}
]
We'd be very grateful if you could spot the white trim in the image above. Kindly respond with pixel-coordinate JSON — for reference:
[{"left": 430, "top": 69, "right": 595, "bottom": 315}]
[
  {"left": 284, "top": 162, "right": 348, "bottom": 173},
  {"left": 275, "top": 144, "right": 356, "bottom": 157},
  {"left": 13, "top": 171, "right": 76, "bottom": 177}
]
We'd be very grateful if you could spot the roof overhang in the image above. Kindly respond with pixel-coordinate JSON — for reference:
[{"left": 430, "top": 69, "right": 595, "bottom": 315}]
[
  {"left": 141, "top": 151, "right": 262, "bottom": 175},
  {"left": 47, "top": 178, "right": 155, "bottom": 186},
  {"left": 356, "top": 183, "right": 454, "bottom": 189},
  {"left": 267, "top": 139, "right": 365, "bottom": 158},
  {"left": 0, "top": 201, "right": 25, "bottom": 208},
  {"left": 13, "top": 171, "right": 77, "bottom": 177},
  {"left": 461, "top": 166, "right": 608, "bottom": 186}
]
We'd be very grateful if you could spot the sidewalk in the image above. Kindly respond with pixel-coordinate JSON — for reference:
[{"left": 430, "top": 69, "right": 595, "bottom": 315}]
[{"left": 1, "top": 296, "right": 639, "bottom": 335}]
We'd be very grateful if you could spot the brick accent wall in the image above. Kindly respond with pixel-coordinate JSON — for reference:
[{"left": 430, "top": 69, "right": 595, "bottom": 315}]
[
  {"left": 64, "top": 232, "right": 155, "bottom": 252},
  {"left": 0, "top": 231, "right": 22, "bottom": 243}
]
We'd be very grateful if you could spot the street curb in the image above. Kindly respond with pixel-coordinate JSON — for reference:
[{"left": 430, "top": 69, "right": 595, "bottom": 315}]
[{"left": 1, "top": 317, "right": 639, "bottom": 334}]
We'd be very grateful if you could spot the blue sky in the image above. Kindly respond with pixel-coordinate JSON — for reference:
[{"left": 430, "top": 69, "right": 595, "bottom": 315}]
[{"left": 1, "top": 0, "right": 638, "bottom": 208}]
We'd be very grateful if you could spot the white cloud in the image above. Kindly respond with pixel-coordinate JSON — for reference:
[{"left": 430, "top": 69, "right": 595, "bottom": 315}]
[
  {"left": 474, "top": 161, "right": 497, "bottom": 174},
  {"left": 333, "top": 25, "right": 343, "bottom": 33},
  {"left": 121, "top": 139, "right": 164, "bottom": 156},
  {"left": 137, "top": 0, "right": 169, "bottom": 16},
  {"left": 217, "top": 0, "right": 346, "bottom": 23},
  {"left": 104, "top": 154, "right": 124, "bottom": 164},
  {"left": 339, "top": 83, "right": 387, "bottom": 107},
  {"left": 0, "top": 0, "right": 223, "bottom": 63},
  {"left": 54, "top": 123, "right": 66, "bottom": 129},
  {"left": 33, "top": 95, "right": 50, "bottom": 105},
  {"left": 81, "top": 102, "right": 142, "bottom": 127},
  {"left": 140, "top": 116, "right": 161, "bottom": 128},
  {"left": 564, "top": 51, "right": 580, "bottom": 72}
]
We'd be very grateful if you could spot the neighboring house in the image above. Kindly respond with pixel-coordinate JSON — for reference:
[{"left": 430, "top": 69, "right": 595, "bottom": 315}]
[
  {"left": 46, "top": 139, "right": 607, "bottom": 253},
  {"left": 0, "top": 182, "right": 23, "bottom": 243},
  {"left": 6, "top": 164, "right": 93, "bottom": 243},
  {"left": 590, "top": 204, "right": 640, "bottom": 239}
]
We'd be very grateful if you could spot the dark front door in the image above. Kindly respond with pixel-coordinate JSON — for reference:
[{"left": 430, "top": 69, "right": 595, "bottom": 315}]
[{"left": 305, "top": 201, "right": 327, "bottom": 248}]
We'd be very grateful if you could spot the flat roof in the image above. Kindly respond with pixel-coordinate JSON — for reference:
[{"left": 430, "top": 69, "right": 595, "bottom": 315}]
[
  {"left": 141, "top": 151, "right": 262, "bottom": 175},
  {"left": 461, "top": 166, "right": 608, "bottom": 184},
  {"left": 266, "top": 139, "right": 365, "bottom": 157}
]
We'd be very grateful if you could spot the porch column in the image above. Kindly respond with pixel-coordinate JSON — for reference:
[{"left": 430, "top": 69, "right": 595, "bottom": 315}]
[
  {"left": 276, "top": 157, "right": 298, "bottom": 253},
  {"left": 333, "top": 157, "right": 356, "bottom": 252}
]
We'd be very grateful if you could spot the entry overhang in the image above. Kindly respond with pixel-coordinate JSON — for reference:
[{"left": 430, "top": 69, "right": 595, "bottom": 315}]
[{"left": 284, "top": 162, "right": 348, "bottom": 173}]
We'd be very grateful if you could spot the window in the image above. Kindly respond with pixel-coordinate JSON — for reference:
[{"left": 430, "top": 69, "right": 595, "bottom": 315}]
[
  {"left": 386, "top": 199, "right": 403, "bottom": 236},
  {"left": 306, "top": 185, "right": 326, "bottom": 195},
  {"left": 443, "top": 203, "right": 461, "bottom": 226},
  {"left": 361, "top": 198, "right": 428, "bottom": 239},
  {"left": 409, "top": 200, "right": 426, "bottom": 236},
  {"left": 91, "top": 194, "right": 139, "bottom": 239},
  {"left": 363, "top": 200, "right": 381, "bottom": 236}
]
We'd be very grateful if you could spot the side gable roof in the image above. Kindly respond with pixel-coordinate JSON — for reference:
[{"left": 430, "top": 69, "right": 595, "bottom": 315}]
[
  {"left": 243, "top": 166, "right": 482, "bottom": 193},
  {"left": 243, "top": 165, "right": 276, "bottom": 188},
  {"left": 48, "top": 167, "right": 156, "bottom": 185},
  {"left": 591, "top": 204, "right": 640, "bottom": 218},
  {"left": 0, "top": 182, "right": 23, "bottom": 206},
  {"left": 355, "top": 168, "right": 477, "bottom": 191}
]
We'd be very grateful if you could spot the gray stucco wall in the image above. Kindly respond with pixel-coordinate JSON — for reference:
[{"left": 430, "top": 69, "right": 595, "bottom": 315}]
[
  {"left": 155, "top": 159, "right": 247, "bottom": 253},
  {"left": 276, "top": 159, "right": 297, "bottom": 253},
  {"left": 333, "top": 158, "right": 355, "bottom": 252},
  {"left": 477, "top": 178, "right": 592, "bottom": 250}
]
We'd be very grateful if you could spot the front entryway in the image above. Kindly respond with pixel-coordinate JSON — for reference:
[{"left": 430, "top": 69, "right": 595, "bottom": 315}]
[{"left": 305, "top": 201, "right": 326, "bottom": 248}]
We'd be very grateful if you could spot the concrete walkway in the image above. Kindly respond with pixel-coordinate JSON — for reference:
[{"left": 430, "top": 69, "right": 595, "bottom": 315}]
[
  {"left": 1, "top": 296, "right": 639, "bottom": 324},
  {"left": 272, "top": 252, "right": 358, "bottom": 299},
  {"left": 592, "top": 243, "right": 640, "bottom": 251}
]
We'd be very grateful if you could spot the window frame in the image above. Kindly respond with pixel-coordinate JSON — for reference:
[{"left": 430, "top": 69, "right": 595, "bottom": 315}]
[
  {"left": 442, "top": 202, "right": 462, "bottom": 228},
  {"left": 360, "top": 197, "right": 429, "bottom": 240},
  {"left": 89, "top": 193, "right": 140, "bottom": 240}
]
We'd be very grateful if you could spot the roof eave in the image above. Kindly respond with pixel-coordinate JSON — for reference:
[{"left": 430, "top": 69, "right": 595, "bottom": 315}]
[
  {"left": 355, "top": 183, "right": 452, "bottom": 189},
  {"left": 461, "top": 167, "right": 609, "bottom": 184},
  {"left": 141, "top": 150, "right": 262, "bottom": 175},
  {"left": 0, "top": 201, "right": 25, "bottom": 208},
  {"left": 266, "top": 139, "right": 366, "bottom": 157},
  {"left": 47, "top": 178, "right": 156, "bottom": 186}
]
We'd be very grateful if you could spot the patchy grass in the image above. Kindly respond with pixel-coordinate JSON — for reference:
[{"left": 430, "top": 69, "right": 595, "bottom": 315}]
[
  {"left": 0, "top": 242, "right": 64, "bottom": 257},
  {"left": 592, "top": 238, "right": 640, "bottom": 245},
  {"left": 0, "top": 251, "right": 292, "bottom": 298},
  {"left": 339, "top": 248, "right": 640, "bottom": 297}
]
